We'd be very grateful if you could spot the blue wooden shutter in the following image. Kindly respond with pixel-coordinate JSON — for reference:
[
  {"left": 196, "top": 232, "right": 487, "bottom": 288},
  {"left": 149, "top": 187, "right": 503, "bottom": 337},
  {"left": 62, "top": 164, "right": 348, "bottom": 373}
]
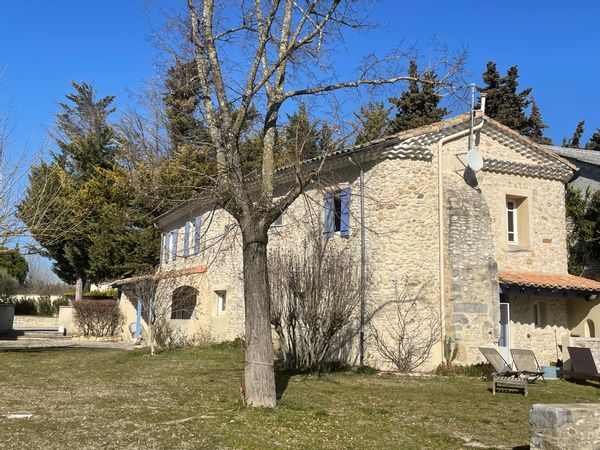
[
  {"left": 194, "top": 216, "right": 201, "bottom": 254},
  {"left": 340, "top": 188, "right": 351, "bottom": 237},
  {"left": 161, "top": 233, "right": 167, "bottom": 263},
  {"left": 172, "top": 230, "right": 178, "bottom": 261},
  {"left": 183, "top": 222, "right": 190, "bottom": 257},
  {"left": 323, "top": 193, "right": 334, "bottom": 238}
]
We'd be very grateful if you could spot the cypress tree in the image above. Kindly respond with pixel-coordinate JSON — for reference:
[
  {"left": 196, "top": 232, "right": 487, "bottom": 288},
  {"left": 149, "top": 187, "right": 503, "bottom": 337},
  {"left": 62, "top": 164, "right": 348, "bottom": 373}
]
[
  {"left": 563, "top": 120, "right": 586, "bottom": 147},
  {"left": 354, "top": 101, "right": 392, "bottom": 145},
  {"left": 388, "top": 61, "right": 447, "bottom": 133},
  {"left": 528, "top": 99, "right": 552, "bottom": 145},
  {"left": 586, "top": 129, "right": 600, "bottom": 151},
  {"left": 479, "top": 61, "right": 532, "bottom": 135}
]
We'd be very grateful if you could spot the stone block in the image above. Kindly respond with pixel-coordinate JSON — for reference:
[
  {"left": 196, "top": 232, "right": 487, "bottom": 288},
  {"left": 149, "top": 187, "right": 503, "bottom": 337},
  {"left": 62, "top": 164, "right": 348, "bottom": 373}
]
[{"left": 530, "top": 403, "right": 600, "bottom": 449}]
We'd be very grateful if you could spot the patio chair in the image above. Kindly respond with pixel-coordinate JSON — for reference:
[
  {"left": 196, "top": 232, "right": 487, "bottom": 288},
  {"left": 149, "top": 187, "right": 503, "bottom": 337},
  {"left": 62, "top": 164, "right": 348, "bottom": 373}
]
[
  {"left": 479, "top": 347, "right": 528, "bottom": 396},
  {"left": 560, "top": 347, "right": 600, "bottom": 384},
  {"left": 510, "top": 348, "right": 546, "bottom": 385}
]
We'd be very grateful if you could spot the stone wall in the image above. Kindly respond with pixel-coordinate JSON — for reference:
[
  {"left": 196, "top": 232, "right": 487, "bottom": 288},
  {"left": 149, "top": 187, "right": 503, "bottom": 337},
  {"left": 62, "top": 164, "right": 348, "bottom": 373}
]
[
  {"left": 508, "top": 294, "right": 569, "bottom": 365},
  {"left": 13, "top": 315, "right": 59, "bottom": 329},
  {"left": 530, "top": 403, "right": 600, "bottom": 449}
]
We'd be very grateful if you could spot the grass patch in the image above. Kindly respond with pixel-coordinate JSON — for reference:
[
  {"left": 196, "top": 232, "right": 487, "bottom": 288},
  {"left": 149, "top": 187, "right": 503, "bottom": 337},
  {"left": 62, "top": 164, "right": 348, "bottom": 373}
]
[{"left": 0, "top": 345, "right": 598, "bottom": 449}]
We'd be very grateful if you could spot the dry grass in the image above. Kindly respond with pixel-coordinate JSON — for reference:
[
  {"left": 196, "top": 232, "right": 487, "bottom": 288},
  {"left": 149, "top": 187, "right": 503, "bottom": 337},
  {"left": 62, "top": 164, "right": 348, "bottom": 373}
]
[{"left": 0, "top": 344, "right": 598, "bottom": 449}]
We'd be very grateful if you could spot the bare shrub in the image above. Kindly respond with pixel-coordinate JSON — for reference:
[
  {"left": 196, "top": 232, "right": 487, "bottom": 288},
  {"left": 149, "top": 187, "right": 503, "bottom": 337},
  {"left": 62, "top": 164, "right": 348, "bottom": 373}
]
[
  {"left": 370, "top": 281, "right": 440, "bottom": 373},
  {"left": 269, "top": 234, "right": 360, "bottom": 372},
  {"left": 73, "top": 300, "right": 124, "bottom": 337}
]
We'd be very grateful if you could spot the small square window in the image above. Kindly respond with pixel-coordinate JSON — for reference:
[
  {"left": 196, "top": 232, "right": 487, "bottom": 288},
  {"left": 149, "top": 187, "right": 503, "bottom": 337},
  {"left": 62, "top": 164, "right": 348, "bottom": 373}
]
[{"left": 216, "top": 291, "right": 226, "bottom": 315}]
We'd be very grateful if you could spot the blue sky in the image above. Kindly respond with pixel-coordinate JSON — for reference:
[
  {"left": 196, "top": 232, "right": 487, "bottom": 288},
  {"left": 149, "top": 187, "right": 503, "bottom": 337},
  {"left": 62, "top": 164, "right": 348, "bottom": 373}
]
[
  {"left": 1, "top": 1, "right": 599, "bottom": 279},
  {"left": 1, "top": 0, "right": 599, "bottom": 158}
]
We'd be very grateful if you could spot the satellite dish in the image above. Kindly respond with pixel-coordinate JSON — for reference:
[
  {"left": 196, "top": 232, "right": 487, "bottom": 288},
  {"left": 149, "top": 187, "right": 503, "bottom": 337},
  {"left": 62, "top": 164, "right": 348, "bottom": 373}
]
[{"left": 467, "top": 149, "right": 484, "bottom": 172}]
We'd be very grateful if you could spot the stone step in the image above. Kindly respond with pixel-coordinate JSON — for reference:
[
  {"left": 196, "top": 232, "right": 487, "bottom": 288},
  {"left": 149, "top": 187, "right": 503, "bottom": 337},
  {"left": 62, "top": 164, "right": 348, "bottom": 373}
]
[{"left": 0, "top": 329, "right": 69, "bottom": 341}]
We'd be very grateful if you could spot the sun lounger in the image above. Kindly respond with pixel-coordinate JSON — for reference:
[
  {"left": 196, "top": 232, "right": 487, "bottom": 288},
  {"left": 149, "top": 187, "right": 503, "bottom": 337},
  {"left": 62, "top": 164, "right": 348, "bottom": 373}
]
[
  {"left": 510, "top": 348, "right": 546, "bottom": 384},
  {"left": 479, "top": 347, "right": 528, "bottom": 396},
  {"left": 560, "top": 347, "right": 600, "bottom": 384}
]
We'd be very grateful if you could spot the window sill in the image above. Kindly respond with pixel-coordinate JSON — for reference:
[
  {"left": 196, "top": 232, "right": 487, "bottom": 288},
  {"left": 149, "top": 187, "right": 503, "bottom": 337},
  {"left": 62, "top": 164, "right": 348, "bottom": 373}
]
[{"left": 504, "top": 243, "right": 530, "bottom": 252}]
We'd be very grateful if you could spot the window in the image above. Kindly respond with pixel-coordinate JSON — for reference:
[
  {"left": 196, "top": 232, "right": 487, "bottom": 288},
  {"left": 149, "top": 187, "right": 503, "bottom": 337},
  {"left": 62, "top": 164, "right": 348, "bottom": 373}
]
[
  {"left": 162, "top": 233, "right": 169, "bottom": 263},
  {"left": 505, "top": 195, "right": 530, "bottom": 247},
  {"left": 216, "top": 291, "right": 226, "bottom": 315},
  {"left": 506, "top": 200, "right": 517, "bottom": 243},
  {"left": 533, "top": 302, "right": 545, "bottom": 328},
  {"left": 171, "top": 286, "right": 197, "bottom": 320},
  {"left": 171, "top": 230, "right": 178, "bottom": 261},
  {"left": 324, "top": 189, "right": 351, "bottom": 238},
  {"left": 585, "top": 319, "right": 596, "bottom": 338},
  {"left": 183, "top": 221, "right": 190, "bottom": 257}
]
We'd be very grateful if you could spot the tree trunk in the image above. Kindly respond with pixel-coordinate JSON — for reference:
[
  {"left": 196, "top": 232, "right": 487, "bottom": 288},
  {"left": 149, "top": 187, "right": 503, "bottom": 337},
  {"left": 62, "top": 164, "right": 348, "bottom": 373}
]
[
  {"left": 242, "top": 228, "right": 276, "bottom": 407},
  {"left": 75, "top": 277, "right": 84, "bottom": 302}
]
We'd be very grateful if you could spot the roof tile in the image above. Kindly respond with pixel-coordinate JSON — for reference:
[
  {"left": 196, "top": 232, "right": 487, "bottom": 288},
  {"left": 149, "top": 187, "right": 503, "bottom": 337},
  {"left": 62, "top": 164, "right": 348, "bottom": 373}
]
[{"left": 498, "top": 271, "right": 600, "bottom": 293}]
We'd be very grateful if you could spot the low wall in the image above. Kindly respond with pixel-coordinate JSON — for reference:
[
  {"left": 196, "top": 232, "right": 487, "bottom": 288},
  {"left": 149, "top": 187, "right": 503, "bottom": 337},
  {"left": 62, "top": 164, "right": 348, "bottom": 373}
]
[
  {"left": 13, "top": 315, "right": 59, "bottom": 329},
  {"left": 0, "top": 304, "right": 15, "bottom": 334},
  {"left": 530, "top": 403, "right": 600, "bottom": 449},
  {"left": 561, "top": 335, "right": 600, "bottom": 369},
  {"left": 58, "top": 306, "right": 78, "bottom": 335}
]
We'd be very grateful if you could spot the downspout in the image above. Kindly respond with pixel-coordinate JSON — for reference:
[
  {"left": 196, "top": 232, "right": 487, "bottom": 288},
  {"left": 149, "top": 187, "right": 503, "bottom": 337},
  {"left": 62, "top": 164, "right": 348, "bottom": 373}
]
[
  {"left": 348, "top": 156, "right": 366, "bottom": 365},
  {"left": 437, "top": 116, "right": 485, "bottom": 356}
]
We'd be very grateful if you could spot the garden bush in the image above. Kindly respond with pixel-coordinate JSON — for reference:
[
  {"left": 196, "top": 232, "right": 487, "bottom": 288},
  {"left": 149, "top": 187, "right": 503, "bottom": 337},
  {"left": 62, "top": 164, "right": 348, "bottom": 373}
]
[
  {"left": 435, "top": 362, "right": 494, "bottom": 378},
  {"left": 73, "top": 300, "right": 124, "bottom": 337},
  {"left": 51, "top": 297, "right": 71, "bottom": 315},
  {"left": 14, "top": 297, "right": 38, "bottom": 315},
  {"left": 37, "top": 296, "right": 54, "bottom": 316}
]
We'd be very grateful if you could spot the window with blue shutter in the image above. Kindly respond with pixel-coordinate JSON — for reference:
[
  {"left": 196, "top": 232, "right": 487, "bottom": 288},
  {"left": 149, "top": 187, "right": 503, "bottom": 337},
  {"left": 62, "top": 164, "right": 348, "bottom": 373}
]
[
  {"left": 183, "top": 221, "right": 190, "bottom": 257},
  {"left": 171, "top": 230, "right": 178, "bottom": 261},
  {"left": 161, "top": 233, "right": 168, "bottom": 263},
  {"left": 194, "top": 216, "right": 201, "bottom": 254},
  {"left": 324, "top": 189, "right": 351, "bottom": 238},
  {"left": 340, "top": 188, "right": 351, "bottom": 237},
  {"left": 323, "top": 193, "right": 335, "bottom": 238}
]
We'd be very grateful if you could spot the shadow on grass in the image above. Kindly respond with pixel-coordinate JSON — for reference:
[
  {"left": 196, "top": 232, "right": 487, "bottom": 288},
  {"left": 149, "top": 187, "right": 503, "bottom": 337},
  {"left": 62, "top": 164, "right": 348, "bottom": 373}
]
[{"left": 0, "top": 346, "right": 116, "bottom": 354}]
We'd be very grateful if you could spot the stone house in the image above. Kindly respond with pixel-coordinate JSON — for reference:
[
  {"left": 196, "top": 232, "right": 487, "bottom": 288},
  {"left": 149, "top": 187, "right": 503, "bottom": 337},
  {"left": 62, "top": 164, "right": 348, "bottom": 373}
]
[
  {"left": 544, "top": 145, "right": 600, "bottom": 193},
  {"left": 112, "top": 108, "right": 600, "bottom": 370}
]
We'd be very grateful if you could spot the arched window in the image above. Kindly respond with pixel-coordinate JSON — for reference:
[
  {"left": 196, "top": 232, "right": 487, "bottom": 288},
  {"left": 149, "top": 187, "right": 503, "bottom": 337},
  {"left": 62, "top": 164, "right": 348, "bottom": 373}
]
[
  {"left": 585, "top": 319, "right": 596, "bottom": 338},
  {"left": 171, "top": 286, "right": 198, "bottom": 320}
]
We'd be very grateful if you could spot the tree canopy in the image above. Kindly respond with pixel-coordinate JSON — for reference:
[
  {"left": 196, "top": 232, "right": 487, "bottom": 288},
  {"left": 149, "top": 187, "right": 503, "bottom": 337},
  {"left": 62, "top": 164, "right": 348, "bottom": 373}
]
[{"left": 0, "top": 248, "right": 28, "bottom": 284}]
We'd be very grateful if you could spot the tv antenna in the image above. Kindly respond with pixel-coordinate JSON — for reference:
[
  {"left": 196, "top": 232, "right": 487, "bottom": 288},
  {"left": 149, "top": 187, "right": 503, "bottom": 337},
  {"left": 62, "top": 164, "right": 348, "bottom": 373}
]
[{"left": 466, "top": 83, "right": 483, "bottom": 172}]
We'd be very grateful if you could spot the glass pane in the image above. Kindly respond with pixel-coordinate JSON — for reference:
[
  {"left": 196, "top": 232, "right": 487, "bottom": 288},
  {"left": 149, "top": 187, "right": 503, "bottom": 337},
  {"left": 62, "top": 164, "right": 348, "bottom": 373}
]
[{"left": 507, "top": 211, "right": 514, "bottom": 232}]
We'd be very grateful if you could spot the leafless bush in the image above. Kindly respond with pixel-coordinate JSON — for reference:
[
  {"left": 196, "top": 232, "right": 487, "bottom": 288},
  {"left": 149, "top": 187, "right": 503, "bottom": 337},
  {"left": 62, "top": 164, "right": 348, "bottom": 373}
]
[
  {"left": 269, "top": 234, "right": 360, "bottom": 372},
  {"left": 370, "top": 281, "right": 440, "bottom": 373},
  {"left": 73, "top": 300, "right": 124, "bottom": 337}
]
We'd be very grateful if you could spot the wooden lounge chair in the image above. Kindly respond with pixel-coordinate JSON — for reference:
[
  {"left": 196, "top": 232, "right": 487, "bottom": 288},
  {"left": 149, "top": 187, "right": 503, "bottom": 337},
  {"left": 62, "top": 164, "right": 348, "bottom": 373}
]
[
  {"left": 479, "top": 347, "right": 528, "bottom": 396},
  {"left": 510, "top": 348, "right": 546, "bottom": 385},
  {"left": 560, "top": 347, "right": 600, "bottom": 384}
]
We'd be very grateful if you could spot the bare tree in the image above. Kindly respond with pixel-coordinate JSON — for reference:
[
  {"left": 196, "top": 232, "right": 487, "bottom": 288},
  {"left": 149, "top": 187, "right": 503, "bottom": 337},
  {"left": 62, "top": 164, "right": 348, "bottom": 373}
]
[
  {"left": 170, "top": 0, "right": 464, "bottom": 406},
  {"left": 370, "top": 281, "right": 441, "bottom": 373},
  {"left": 269, "top": 232, "right": 361, "bottom": 372}
]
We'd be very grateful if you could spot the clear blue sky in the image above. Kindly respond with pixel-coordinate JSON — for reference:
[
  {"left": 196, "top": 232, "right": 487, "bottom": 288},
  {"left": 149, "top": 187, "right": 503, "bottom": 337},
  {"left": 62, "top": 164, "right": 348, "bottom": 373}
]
[{"left": 1, "top": 0, "right": 599, "bottom": 157}]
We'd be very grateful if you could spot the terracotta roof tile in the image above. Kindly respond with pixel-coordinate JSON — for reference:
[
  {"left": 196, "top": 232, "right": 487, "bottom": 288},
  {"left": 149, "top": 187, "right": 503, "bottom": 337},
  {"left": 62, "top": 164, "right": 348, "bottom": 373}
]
[{"left": 498, "top": 271, "right": 600, "bottom": 293}]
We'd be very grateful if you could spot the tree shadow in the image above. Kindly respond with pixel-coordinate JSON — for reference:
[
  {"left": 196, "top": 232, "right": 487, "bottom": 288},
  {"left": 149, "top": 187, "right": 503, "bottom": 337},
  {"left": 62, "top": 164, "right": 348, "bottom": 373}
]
[{"left": 275, "top": 371, "right": 292, "bottom": 400}]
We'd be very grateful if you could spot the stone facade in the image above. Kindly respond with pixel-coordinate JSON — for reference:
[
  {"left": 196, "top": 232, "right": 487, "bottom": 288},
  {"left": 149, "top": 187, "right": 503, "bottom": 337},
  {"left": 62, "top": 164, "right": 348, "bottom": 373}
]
[
  {"left": 530, "top": 403, "right": 600, "bottom": 449},
  {"left": 116, "top": 115, "right": 581, "bottom": 370}
]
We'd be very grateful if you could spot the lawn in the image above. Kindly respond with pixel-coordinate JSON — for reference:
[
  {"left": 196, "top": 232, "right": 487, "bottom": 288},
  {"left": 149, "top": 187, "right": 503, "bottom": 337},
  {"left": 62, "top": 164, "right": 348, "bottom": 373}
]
[{"left": 0, "top": 345, "right": 598, "bottom": 450}]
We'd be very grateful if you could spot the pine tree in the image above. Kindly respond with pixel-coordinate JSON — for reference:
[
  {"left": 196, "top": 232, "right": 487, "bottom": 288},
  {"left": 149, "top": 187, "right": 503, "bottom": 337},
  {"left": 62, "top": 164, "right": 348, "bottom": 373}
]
[
  {"left": 0, "top": 248, "right": 28, "bottom": 285},
  {"left": 479, "top": 61, "right": 532, "bottom": 135},
  {"left": 388, "top": 61, "right": 447, "bottom": 133},
  {"left": 563, "top": 120, "right": 585, "bottom": 147},
  {"left": 354, "top": 102, "right": 392, "bottom": 145},
  {"left": 585, "top": 129, "right": 600, "bottom": 151},
  {"left": 528, "top": 99, "right": 552, "bottom": 145}
]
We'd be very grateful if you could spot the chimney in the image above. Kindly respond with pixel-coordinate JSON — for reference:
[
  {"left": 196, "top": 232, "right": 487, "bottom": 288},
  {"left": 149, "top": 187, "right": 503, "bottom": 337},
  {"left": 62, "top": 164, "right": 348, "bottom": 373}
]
[{"left": 480, "top": 93, "right": 487, "bottom": 115}]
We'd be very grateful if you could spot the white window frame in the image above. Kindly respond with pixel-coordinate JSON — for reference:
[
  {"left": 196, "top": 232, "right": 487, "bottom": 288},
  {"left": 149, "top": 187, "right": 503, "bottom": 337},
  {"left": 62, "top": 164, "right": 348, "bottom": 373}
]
[
  {"left": 216, "top": 291, "right": 226, "bottom": 315},
  {"left": 506, "top": 199, "right": 518, "bottom": 244}
]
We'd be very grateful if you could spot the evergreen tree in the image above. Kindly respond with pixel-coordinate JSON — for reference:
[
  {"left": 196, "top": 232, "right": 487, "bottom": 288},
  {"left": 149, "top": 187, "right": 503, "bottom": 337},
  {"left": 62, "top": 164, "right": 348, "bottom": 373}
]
[
  {"left": 354, "top": 102, "right": 392, "bottom": 145},
  {"left": 479, "top": 61, "right": 532, "bottom": 135},
  {"left": 388, "top": 61, "right": 447, "bottom": 133},
  {"left": 528, "top": 99, "right": 552, "bottom": 145},
  {"left": 563, "top": 120, "right": 585, "bottom": 147},
  {"left": 585, "top": 129, "right": 600, "bottom": 151},
  {"left": 0, "top": 248, "right": 28, "bottom": 284}
]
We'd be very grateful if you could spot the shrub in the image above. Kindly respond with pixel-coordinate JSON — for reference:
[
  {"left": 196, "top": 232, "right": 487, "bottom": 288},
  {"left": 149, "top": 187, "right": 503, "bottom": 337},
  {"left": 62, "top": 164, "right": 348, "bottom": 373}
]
[
  {"left": 14, "top": 297, "right": 38, "bottom": 315},
  {"left": 37, "top": 296, "right": 54, "bottom": 317},
  {"left": 435, "top": 362, "right": 493, "bottom": 378},
  {"left": 51, "top": 297, "right": 71, "bottom": 315},
  {"left": 73, "top": 300, "right": 124, "bottom": 337},
  {"left": 0, "top": 268, "right": 19, "bottom": 303}
]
